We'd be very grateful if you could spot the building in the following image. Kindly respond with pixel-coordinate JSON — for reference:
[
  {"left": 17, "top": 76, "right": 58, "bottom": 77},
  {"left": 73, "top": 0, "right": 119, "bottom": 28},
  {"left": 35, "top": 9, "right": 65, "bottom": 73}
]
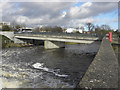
[
  {"left": 17, "top": 27, "right": 33, "bottom": 33},
  {"left": 66, "top": 28, "right": 83, "bottom": 33},
  {"left": 75, "top": 29, "right": 83, "bottom": 33},
  {"left": 65, "top": 28, "right": 75, "bottom": 33}
]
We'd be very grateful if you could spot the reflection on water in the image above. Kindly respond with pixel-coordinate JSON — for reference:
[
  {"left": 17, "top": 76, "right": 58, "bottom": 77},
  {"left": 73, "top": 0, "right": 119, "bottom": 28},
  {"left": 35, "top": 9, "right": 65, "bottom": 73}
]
[{"left": 1, "top": 42, "right": 100, "bottom": 88}]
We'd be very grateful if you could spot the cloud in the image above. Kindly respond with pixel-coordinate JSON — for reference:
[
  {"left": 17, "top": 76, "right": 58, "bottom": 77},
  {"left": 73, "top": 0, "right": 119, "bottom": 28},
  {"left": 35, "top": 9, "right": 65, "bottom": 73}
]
[
  {"left": 13, "top": 2, "right": 73, "bottom": 18},
  {"left": 1, "top": 2, "right": 118, "bottom": 28},
  {"left": 67, "top": 2, "right": 117, "bottom": 19}
]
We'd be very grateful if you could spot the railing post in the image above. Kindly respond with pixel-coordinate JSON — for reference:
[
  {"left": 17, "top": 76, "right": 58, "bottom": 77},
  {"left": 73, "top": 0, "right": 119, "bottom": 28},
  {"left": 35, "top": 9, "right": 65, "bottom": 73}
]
[{"left": 108, "top": 32, "right": 112, "bottom": 43}]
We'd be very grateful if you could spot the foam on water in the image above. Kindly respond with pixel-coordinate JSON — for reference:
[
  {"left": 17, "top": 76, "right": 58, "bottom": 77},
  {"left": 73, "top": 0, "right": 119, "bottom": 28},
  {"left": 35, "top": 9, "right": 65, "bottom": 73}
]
[
  {"left": 32, "top": 63, "right": 44, "bottom": 69},
  {"left": 32, "top": 63, "right": 68, "bottom": 77}
]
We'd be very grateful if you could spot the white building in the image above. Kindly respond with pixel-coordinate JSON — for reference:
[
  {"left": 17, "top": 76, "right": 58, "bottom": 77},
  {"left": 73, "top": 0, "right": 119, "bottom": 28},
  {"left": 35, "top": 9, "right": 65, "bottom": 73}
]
[
  {"left": 77, "top": 29, "right": 83, "bottom": 33},
  {"left": 65, "top": 28, "right": 76, "bottom": 33},
  {"left": 18, "top": 27, "right": 33, "bottom": 33},
  {"left": 66, "top": 28, "right": 83, "bottom": 33}
]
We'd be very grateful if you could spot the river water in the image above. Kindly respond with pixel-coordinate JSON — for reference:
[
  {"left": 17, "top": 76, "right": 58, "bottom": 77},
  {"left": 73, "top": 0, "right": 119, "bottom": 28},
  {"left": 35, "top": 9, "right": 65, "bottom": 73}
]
[{"left": 1, "top": 42, "right": 100, "bottom": 88}]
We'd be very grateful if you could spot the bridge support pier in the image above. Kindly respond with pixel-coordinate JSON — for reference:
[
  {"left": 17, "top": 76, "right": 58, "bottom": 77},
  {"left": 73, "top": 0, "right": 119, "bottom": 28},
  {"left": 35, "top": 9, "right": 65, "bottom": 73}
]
[{"left": 44, "top": 40, "right": 65, "bottom": 49}]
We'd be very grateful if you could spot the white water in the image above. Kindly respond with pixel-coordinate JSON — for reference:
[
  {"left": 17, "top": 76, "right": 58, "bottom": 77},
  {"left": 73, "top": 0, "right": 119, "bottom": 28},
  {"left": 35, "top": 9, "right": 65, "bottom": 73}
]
[{"left": 32, "top": 63, "right": 68, "bottom": 77}]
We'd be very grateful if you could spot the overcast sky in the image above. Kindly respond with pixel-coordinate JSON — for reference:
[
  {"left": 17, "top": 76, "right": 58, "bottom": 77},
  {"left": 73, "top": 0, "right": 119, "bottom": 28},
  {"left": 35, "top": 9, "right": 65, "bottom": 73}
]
[{"left": 1, "top": 1, "right": 118, "bottom": 29}]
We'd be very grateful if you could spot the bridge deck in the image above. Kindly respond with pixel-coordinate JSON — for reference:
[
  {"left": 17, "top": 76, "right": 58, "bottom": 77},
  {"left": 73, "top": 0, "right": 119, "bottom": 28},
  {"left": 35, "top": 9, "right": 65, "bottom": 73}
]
[{"left": 14, "top": 32, "right": 100, "bottom": 44}]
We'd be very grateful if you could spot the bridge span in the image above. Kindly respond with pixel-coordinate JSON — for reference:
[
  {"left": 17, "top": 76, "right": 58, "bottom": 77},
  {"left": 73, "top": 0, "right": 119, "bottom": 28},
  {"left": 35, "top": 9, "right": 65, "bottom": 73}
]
[{"left": 14, "top": 32, "right": 100, "bottom": 49}]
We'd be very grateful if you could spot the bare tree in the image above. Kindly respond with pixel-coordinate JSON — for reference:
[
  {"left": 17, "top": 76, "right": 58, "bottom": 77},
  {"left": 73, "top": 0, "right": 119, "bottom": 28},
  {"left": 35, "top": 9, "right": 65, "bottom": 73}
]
[
  {"left": 100, "top": 24, "right": 111, "bottom": 30},
  {"left": 33, "top": 27, "right": 40, "bottom": 32},
  {"left": 86, "top": 23, "right": 94, "bottom": 32},
  {"left": 11, "top": 21, "right": 26, "bottom": 32}
]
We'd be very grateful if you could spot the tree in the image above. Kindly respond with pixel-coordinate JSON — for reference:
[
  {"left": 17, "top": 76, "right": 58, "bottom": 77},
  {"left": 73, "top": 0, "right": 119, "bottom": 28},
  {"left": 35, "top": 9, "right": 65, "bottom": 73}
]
[
  {"left": 80, "top": 26, "right": 84, "bottom": 31},
  {"left": 15, "top": 25, "right": 22, "bottom": 29},
  {"left": 2, "top": 25, "right": 12, "bottom": 31},
  {"left": 33, "top": 27, "right": 40, "bottom": 32},
  {"left": 115, "top": 29, "right": 120, "bottom": 37},
  {"left": 86, "top": 23, "right": 94, "bottom": 32},
  {"left": 52, "top": 26, "right": 63, "bottom": 32},
  {"left": 11, "top": 21, "right": 26, "bottom": 31},
  {"left": 100, "top": 24, "right": 111, "bottom": 31},
  {"left": 63, "top": 28, "right": 67, "bottom": 32},
  {"left": 94, "top": 24, "right": 112, "bottom": 38},
  {"left": 39, "top": 26, "right": 63, "bottom": 32}
]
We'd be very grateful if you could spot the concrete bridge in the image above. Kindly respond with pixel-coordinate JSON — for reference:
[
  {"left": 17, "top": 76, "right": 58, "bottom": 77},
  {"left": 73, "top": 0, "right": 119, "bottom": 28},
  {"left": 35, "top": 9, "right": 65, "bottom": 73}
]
[{"left": 14, "top": 32, "right": 100, "bottom": 49}]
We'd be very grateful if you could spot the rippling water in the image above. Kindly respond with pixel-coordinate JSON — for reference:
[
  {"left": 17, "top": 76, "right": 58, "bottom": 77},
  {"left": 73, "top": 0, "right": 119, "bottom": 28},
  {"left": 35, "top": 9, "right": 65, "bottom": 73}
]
[{"left": 1, "top": 42, "right": 100, "bottom": 88}]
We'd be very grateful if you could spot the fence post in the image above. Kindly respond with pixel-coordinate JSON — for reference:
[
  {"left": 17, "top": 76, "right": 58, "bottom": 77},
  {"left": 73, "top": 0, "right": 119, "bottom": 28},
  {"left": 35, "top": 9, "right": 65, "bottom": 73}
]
[{"left": 108, "top": 32, "right": 112, "bottom": 43}]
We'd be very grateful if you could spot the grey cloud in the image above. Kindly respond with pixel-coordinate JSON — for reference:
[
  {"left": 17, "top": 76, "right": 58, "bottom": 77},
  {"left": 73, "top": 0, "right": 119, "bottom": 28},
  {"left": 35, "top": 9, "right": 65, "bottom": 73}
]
[
  {"left": 2, "top": 2, "right": 118, "bottom": 27},
  {"left": 15, "top": 2, "right": 73, "bottom": 18}
]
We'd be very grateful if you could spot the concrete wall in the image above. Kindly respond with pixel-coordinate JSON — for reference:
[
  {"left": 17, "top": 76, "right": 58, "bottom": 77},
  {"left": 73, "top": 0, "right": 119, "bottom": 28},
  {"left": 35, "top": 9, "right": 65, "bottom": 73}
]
[
  {"left": 0, "top": 31, "right": 14, "bottom": 41},
  {"left": 0, "top": 31, "right": 25, "bottom": 43},
  {"left": 14, "top": 38, "right": 26, "bottom": 43},
  {"left": 79, "top": 37, "right": 118, "bottom": 89}
]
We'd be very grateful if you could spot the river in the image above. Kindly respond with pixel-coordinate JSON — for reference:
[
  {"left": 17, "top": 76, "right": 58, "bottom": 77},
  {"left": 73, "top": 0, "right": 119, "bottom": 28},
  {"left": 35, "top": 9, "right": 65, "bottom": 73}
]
[{"left": 1, "top": 42, "right": 100, "bottom": 88}]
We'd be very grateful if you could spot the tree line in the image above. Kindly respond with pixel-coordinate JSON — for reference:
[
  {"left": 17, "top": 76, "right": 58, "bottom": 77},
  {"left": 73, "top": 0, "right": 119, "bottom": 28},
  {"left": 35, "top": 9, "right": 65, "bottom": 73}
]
[
  {"left": 0, "top": 23, "right": 25, "bottom": 31},
  {"left": 86, "top": 23, "right": 120, "bottom": 38},
  {"left": 0, "top": 22, "right": 119, "bottom": 36},
  {"left": 33, "top": 26, "right": 65, "bottom": 33}
]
